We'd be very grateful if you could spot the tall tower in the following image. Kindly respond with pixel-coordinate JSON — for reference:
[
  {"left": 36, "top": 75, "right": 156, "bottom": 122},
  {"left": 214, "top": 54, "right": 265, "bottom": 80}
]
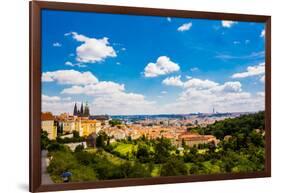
[
  {"left": 80, "top": 102, "right": 84, "bottom": 116},
  {"left": 73, "top": 103, "right": 78, "bottom": 116},
  {"left": 84, "top": 101, "right": 90, "bottom": 117},
  {"left": 213, "top": 107, "right": 215, "bottom": 114}
]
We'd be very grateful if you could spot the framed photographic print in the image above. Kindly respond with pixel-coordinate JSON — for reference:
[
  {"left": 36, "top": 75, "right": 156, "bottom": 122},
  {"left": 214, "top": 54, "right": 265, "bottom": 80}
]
[{"left": 30, "top": 1, "right": 271, "bottom": 192}]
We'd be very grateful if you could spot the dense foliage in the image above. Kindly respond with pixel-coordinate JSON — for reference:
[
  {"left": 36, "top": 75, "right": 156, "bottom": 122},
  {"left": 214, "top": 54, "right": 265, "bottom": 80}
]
[
  {"left": 109, "top": 119, "right": 122, "bottom": 127},
  {"left": 41, "top": 129, "right": 50, "bottom": 150}
]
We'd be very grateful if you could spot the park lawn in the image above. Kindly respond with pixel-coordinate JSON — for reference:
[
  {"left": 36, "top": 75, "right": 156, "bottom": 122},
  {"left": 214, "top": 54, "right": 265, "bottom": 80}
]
[
  {"left": 113, "top": 142, "right": 155, "bottom": 156},
  {"left": 85, "top": 147, "right": 126, "bottom": 165},
  {"left": 84, "top": 147, "right": 97, "bottom": 153},
  {"left": 102, "top": 150, "right": 127, "bottom": 165},
  {"left": 113, "top": 143, "right": 137, "bottom": 156}
]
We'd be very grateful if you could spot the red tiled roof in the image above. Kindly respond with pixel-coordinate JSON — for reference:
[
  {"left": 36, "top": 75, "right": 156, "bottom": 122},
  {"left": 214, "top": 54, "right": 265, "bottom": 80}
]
[{"left": 41, "top": 112, "right": 54, "bottom": 121}]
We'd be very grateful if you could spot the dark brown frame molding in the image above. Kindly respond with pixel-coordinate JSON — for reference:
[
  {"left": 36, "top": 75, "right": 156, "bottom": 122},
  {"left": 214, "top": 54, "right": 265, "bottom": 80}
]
[{"left": 30, "top": 1, "right": 271, "bottom": 192}]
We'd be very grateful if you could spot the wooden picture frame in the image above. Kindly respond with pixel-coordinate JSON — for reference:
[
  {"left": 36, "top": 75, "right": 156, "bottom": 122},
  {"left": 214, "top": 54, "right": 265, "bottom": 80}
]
[{"left": 30, "top": 1, "right": 271, "bottom": 192}]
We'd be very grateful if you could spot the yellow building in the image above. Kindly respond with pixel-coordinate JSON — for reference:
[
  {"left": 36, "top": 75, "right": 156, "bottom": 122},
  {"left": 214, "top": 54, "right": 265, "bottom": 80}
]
[
  {"left": 62, "top": 120, "right": 76, "bottom": 134},
  {"left": 41, "top": 112, "right": 57, "bottom": 140},
  {"left": 59, "top": 117, "right": 102, "bottom": 137},
  {"left": 80, "top": 119, "right": 101, "bottom": 137}
]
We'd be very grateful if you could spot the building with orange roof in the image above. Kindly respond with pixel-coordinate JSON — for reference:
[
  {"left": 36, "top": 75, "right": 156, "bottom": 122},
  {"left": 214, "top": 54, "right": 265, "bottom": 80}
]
[
  {"left": 179, "top": 132, "right": 218, "bottom": 147},
  {"left": 41, "top": 112, "right": 57, "bottom": 140}
]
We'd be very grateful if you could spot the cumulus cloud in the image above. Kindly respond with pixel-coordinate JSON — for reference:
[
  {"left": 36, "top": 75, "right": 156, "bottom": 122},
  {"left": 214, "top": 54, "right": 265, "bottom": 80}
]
[
  {"left": 61, "top": 81, "right": 125, "bottom": 95},
  {"left": 65, "top": 61, "right": 87, "bottom": 68},
  {"left": 144, "top": 56, "right": 180, "bottom": 77},
  {"left": 231, "top": 63, "right": 265, "bottom": 78},
  {"left": 67, "top": 32, "right": 117, "bottom": 63},
  {"left": 61, "top": 81, "right": 156, "bottom": 115},
  {"left": 163, "top": 76, "right": 220, "bottom": 89},
  {"left": 177, "top": 22, "right": 192, "bottom": 32},
  {"left": 42, "top": 94, "right": 71, "bottom": 102},
  {"left": 53, "top": 42, "right": 62, "bottom": 47},
  {"left": 221, "top": 20, "right": 237, "bottom": 28},
  {"left": 42, "top": 68, "right": 158, "bottom": 115},
  {"left": 183, "top": 78, "right": 219, "bottom": 90},
  {"left": 215, "top": 81, "right": 242, "bottom": 93},
  {"left": 260, "top": 29, "right": 265, "bottom": 37},
  {"left": 42, "top": 70, "right": 98, "bottom": 85},
  {"left": 42, "top": 94, "right": 74, "bottom": 115},
  {"left": 42, "top": 94, "right": 61, "bottom": 102},
  {"left": 162, "top": 76, "right": 264, "bottom": 113},
  {"left": 162, "top": 76, "right": 184, "bottom": 87},
  {"left": 42, "top": 101, "right": 75, "bottom": 115},
  {"left": 90, "top": 92, "right": 155, "bottom": 115},
  {"left": 163, "top": 76, "right": 242, "bottom": 93}
]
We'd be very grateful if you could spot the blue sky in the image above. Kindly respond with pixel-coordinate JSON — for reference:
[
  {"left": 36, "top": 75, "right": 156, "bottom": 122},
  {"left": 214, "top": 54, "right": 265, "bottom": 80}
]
[{"left": 41, "top": 10, "right": 265, "bottom": 115}]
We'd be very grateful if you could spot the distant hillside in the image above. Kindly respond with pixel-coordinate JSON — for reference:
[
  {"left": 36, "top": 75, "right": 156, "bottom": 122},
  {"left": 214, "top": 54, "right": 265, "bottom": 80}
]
[{"left": 192, "top": 111, "right": 265, "bottom": 140}]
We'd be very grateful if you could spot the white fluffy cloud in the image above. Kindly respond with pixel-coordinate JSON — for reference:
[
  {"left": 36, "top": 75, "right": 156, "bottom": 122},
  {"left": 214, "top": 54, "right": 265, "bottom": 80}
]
[
  {"left": 90, "top": 92, "right": 155, "bottom": 115},
  {"left": 42, "top": 70, "right": 98, "bottom": 85},
  {"left": 42, "top": 94, "right": 61, "bottom": 102},
  {"left": 162, "top": 76, "right": 264, "bottom": 113},
  {"left": 183, "top": 78, "right": 219, "bottom": 90},
  {"left": 65, "top": 61, "right": 86, "bottom": 68},
  {"left": 231, "top": 63, "right": 265, "bottom": 78},
  {"left": 42, "top": 94, "right": 74, "bottom": 115},
  {"left": 163, "top": 76, "right": 241, "bottom": 92},
  {"left": 42, "top": 94, "right": 71, "bottom": 102},
  {"left": 215, "top": 81, "right": 242, "bottom": 93},
  {"left": 162, "top": 76, "right": 184, "bottom": 87},
  {"left": 177, "top": 22, "right": 192, "bottom": 32},
  {"left": 61, "top": 81, "right": 125, "bottom": 96},
  {"left": 61, "top": 81, "right": 156, "bottom": 115},
  {"left": 221, "top": 20, "right": 237, "bottom": 28},
  {"left": 144, "top": 56, "right": 180, "bottom": 77},
  {"left": 53, "top": 42, "right": 62, "bottom": 47},
  {"left": 67, "top": 32, "right": 117, "bottom": 63},
  {"left": 260, "top": 29, "right": 265, "bottom": 37},
  {"left": 42, "top": 68, "right": 158, "bottom": 115}
]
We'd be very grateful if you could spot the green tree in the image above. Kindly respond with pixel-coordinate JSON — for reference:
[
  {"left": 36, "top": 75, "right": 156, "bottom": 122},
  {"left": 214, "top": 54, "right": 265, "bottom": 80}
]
[
  {"left": 47, "top": 151, "right": 77, "bottom": 176},
  {"left": 160, "top": 157, "right": 187, "bottom": 176},
  {"left": 47, "top": 142, "right": 68, "bottom": 152},
  {"left": 96, "top": 131, "right": 108, "bottom": 148},
  {"left": 136, "top": 143, "right": 151, "bottom": 163},
  {"left": 154, "top": 137, "right": 172, "bottom": 163},
  {"left": 41, "top": 129, "right": 50, "bottom": 150},
  {"left": 109, "top": 119, "right": 122, "bottom": 127}
]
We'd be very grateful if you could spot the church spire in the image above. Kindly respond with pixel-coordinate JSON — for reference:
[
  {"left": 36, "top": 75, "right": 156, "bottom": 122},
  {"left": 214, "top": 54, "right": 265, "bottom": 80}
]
[
  {"left": 73, "top": 102, "right": 78, "bottom": 116},
  {"left": 84, "top": 101, "right": 90, "bottom": 117},
  {"left": 80, "top": 102, "right": 84, "bottom": 116}
]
